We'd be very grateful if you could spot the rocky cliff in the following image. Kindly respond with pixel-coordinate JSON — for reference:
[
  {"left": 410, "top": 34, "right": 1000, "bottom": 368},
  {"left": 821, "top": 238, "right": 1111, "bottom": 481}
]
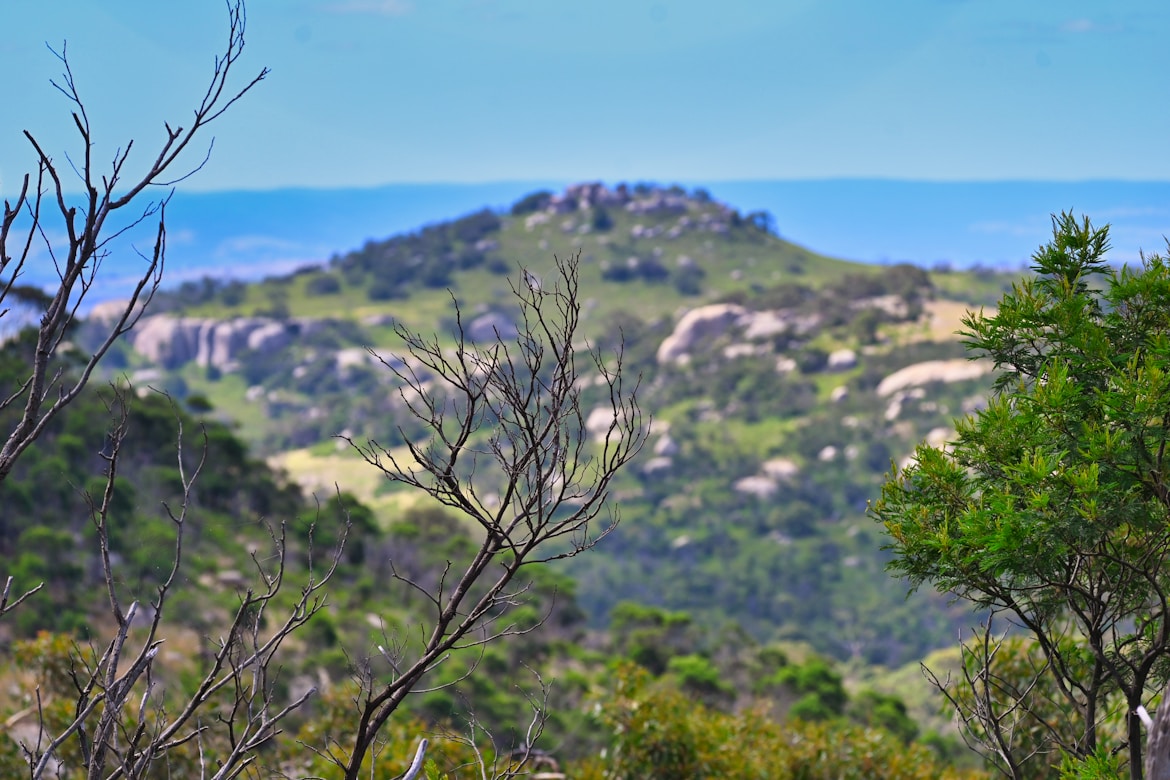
[{"left": 127, "top": 315, "right": 327, "bottom": 371}]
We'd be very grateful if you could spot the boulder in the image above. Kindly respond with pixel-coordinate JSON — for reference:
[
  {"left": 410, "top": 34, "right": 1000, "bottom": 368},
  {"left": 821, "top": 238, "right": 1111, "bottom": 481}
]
[
  {"left": 851, "top": 294, "right": 909, "bottom": 319},
  {"left": 827, "top": 349, "right": 857, "bottom": 371},
  {"left": 656, "top": 303, "right": 747, "bottom": 364},
  {"left": 524, "top": 212, "right": 550, "bottom": 230},
  {"left": 625, "top": 192, "right": 688, "bottom": 215},
  {"left": 741, "top": 311, "right": 790, "bottom": 339},
  {"left": 585, "top": 406, "right": 618, "bottom": 441},
  {"left": 653, "top": 434, "right": 679, "bottom": 456},
  {"left": 641, "top": 456, "right": 673, "bottom": 475},
  {"left": 876, "top": 359, "right": 994, "bottom": 397},
  {"left": 762, "top": 457, "right": 799, "bottom": 480},
  {"left": 925, "top": 427, "right": 954, "bottom": 449},
  {"left": 361, "top": 313, "right": 397, "bottom": 327},
  {"left": 722, "top": 343, "right": 757, "bottom": 359},
  {"left": 885, "top": 387, "right": 927, "bottom": 420},
  {"left": 336, "top": 348, "right": 372, "bottom": 370},
  {"left": 468, "top": 312, "right": 518, "bottom": 342},
  {"left": 734, "top": 475, "right": 778, "bottom": 498}
]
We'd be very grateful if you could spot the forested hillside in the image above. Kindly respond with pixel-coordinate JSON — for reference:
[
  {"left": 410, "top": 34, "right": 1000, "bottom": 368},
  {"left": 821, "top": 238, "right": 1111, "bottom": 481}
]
[
  {"left": 113, "top": 183, "right": 1014, "bottom": 667},
  {"left": 2, "top": 182, "right": 1021, "bottom": 777}
]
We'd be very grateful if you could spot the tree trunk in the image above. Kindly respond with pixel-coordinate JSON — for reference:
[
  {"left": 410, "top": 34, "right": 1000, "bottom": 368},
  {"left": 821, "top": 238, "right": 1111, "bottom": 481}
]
[{"left": 1147, "top": 683, "right": 1170, "bottom": 780}]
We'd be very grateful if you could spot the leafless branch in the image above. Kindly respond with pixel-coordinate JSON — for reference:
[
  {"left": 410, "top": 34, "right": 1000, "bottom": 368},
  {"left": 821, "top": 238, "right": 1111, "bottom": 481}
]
[
  {"left": 401, "top": 738, "right": 429, "bottom": 780},
  {"left": 0, "top": 0, "right": 265, "bottom": 485},
  {"left": 0, "top": 575, "right": 43, "bottom": 619},
  {"left": 332, "top": 253, "right": 645, "bottom": 780},
  {"left": 924, "top": 618, "right": 1123, "bottom": 780},
  {"left": 14, "top": 386, "right": 347, "bottom": 780},
  {"left": 439, "top": 668, "right": 555, "bottom": 780}
]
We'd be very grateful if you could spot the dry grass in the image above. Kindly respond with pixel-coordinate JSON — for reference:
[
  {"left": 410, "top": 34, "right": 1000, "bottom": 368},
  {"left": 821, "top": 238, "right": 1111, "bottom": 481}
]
[
  {"left": 924, "top": 299, "right": 994, "bottom": 341},
  {"left": 884, "top": 300, "right": 998, "bottom": 345},
  {"left": 271, "top": 447, "right": 445, "bottom": 526}
]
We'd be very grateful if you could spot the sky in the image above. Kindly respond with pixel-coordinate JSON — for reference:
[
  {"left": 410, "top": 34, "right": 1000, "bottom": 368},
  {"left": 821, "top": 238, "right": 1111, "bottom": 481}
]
[{"left": 3, "top": 1, "right": 1169, "bottom": 193}]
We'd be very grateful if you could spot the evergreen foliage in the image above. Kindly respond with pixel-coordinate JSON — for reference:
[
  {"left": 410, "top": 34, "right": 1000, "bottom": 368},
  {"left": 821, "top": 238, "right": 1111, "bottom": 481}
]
[{"left": 873, "top": 213, "right": 1170, "bottom": 779}]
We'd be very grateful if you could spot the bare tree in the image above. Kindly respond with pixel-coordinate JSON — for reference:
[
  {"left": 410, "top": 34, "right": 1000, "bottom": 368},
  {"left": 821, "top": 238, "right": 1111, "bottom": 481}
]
[
  {"left": 0, "top": 575, "right": 43, "bottom": 622},
  {"left": 1, "top": 8, "right": 646, "bottom": 773},
  {"left": 327, "top": 253, "right": 646, "bottom": 779},
  {"left": 922, "top": 610, "right": 1143, "bottom": 780},
  {"left": 0, "top": 0, "right": 266, "bottom": 484},
  {"left": 925, "top": 623, "right": 1065, "bottom": 779},
  {"left": 9, "top": 387, "right": 345, "bottom": 780},
  {"left": 6, "top": 255, "right": 644, "bottom": 778},
  {"left": 0, "top": 6, "right": 351, "bottom": 777}
]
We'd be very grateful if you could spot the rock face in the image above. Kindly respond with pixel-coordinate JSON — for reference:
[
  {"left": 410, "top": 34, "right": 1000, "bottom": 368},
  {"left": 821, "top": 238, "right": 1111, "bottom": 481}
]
[
  {"left": 657, "top": 304, "right": 823, "bottom": 365},
  {"left": 876, "top": 359, "right": 995, "bottom": 397},
  {"left": 128, "top": 315, "right": 324, "bottom": 370},
  {"left": 87, "top": 298, "right": 149, "bottom": 325},
  {"left": 656, "top": 304, "right": 747, "bottom": 364}
]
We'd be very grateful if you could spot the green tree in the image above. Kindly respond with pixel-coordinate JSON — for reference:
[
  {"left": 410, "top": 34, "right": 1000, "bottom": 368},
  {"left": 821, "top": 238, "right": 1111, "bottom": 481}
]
[
  {"left": 848, "top": 690, "right": 919, "bottom": 744},
  {"left": 872, "top": 213, "right": 1170, "bottom": 780},
  {"left": 666, "top": 653, "right": 732, "bottom": 702},
  {"left": 773, "top": 656, "right": 848, "bottom": 722},
  {"left": 578, "top": 663, "right": 982, "bottom": 780},
  {"left": 610, "top": 601, "right": 700, "bottom": 674}
]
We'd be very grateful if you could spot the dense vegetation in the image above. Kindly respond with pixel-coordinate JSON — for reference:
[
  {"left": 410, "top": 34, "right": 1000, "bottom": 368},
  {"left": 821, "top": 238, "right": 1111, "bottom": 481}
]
[
  {"left": 132, "top": 185, "right": 1015, "bottom": 669},
  {"left": 0, "top": 289, "right": 981, "bottom": 778},
  {"left": 875, "top": 214, "right": 1170, "bottom": 780},
  {"left": 2, "top": 183, "right": 1034, "bottom": 776}
]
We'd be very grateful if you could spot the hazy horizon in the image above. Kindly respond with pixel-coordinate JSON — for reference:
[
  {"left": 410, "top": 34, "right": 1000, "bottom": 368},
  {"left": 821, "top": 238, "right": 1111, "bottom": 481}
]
[{"left": 29, "top": 177, "right": 1169, "bottom": 306}]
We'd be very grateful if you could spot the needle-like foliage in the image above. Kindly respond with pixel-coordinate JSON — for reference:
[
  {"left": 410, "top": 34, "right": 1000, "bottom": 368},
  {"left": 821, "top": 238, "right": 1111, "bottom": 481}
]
[{"left": 873, "top": 213, "right": 1170, "bottom": 780}]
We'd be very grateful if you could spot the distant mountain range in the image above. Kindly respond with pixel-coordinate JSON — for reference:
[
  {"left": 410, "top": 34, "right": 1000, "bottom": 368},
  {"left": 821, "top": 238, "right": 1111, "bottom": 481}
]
[{"left": 46, "top": 179, "right": 1170, "bottom": 306}]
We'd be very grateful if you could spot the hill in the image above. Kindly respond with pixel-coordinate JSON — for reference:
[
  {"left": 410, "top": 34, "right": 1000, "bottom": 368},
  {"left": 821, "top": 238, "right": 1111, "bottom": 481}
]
[
  {"left": 51, "top": 179, "right": 1170, "bottom": 304},
  {"left": 88, "top": 182, "right": 1018, "bottom": 668},
  {"left": 0, "top": 325, "right": 605, "bottom": 770},
  {"left": 0, "top": 182, "right": 1035, "bottom": 773}
]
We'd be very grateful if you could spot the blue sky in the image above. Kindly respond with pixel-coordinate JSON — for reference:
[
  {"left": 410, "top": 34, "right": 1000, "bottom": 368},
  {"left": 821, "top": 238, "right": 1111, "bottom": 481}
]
[{"left": 3, "top": 1, "right": 1169, "bottom": 192}]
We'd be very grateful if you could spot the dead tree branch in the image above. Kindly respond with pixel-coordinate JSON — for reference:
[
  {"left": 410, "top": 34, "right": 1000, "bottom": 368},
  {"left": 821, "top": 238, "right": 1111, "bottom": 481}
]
[
  {"left": 0, "top": 0, "right": 266, "bottom": 484},
  {"left": 13, "top": 387, "right": 346, "bottom": 780},
  {"left": 334, "top": 253, "right": 645, "bottom": 780}
]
